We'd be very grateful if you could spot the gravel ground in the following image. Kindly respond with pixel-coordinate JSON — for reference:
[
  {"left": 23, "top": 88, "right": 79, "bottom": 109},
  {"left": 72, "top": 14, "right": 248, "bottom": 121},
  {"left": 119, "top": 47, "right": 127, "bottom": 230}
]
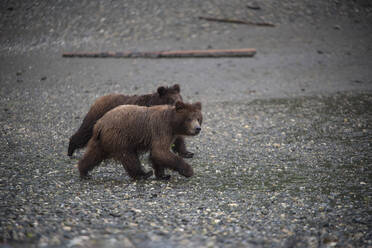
[
  {"left": 1, "top": 0, "right": 372, "bottom": 247},
  {"left": 1, "top": 91, "right": 371, "bottom": 247}
]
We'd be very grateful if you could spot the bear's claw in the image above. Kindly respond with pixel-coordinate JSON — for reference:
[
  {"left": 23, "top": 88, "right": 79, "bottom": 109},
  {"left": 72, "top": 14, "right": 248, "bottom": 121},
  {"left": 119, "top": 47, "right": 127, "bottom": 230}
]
[
  {"left": 157, "top": 174, "right": 171, "bottom": 180},
  {"left": 135, "top": 171, "right": 153, "bottom": 180},
  {"left": 80, "top": 174, "right": 92, "bottom": 180},
  {"left": 180, "top": 151, "right": 194, "bottom": 158}
]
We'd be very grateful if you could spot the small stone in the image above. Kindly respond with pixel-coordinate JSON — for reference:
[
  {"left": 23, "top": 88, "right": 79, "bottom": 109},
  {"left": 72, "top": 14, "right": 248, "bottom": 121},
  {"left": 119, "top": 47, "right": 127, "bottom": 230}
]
[
  {"left": 352, "top": 80, "right": 363, "bottom": 84},
  {"left": 281, "top": 203, "right": 288, "bottom": 208},
  {"left": 68, "top": 236, "right": 90, "bottom": 247},
  {"left": 212, "top": 219, "right": 221, "bottom": 224},
  {"left": 246, "top": 2, "right": 261, "bottom": 10},
  {"left": 131, "top": 208, "right": 142, "bottom": 213},
  {"left": 333, "top": 25, "right": 341, "bottom": 30},
  {"left": 62, "top": 226, "right": 71, "bottom": 231},
  {"left": 273, "top": 143, "right": 281, "bottom": 148},
  {"left": 110, "top": 211, "right": 121, "bottom": 217}
]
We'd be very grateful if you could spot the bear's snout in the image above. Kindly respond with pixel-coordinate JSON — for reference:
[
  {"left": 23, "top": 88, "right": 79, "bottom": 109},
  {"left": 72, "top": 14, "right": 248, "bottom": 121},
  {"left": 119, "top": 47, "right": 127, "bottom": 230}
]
[
  {"left": 195, "top": 127, "right": 201, "bottom": 134},
  {"left": 190, "top": 119, "right": 201, "bottom": 135}
]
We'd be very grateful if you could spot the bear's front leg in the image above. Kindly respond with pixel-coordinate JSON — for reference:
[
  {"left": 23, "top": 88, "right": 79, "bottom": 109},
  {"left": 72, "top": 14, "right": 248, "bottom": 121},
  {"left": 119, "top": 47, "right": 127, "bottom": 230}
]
[
  {"left": 116, "top": 152, "right": 153, "bottom": 180},
  {"left": 153, "top": 164, "right": 171, "bottom": 180},
  {"left": 150, "top": 156, "right": 171, "bottom": 180},
  {"left": 172, "top": 136, "right": 194, "bottom": 158},
  {"left": 150, "top": 148, "right": 193, "bottom": 178}
]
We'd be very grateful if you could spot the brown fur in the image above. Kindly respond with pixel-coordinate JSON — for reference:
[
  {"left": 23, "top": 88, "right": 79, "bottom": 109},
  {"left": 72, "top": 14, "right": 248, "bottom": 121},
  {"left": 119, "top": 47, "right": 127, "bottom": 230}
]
[
  {"left": 68, "top": 84, "right": 192, "bottom": 157},
  {"left": 78, "top": 101, "right": 203, "bottom": 180}
]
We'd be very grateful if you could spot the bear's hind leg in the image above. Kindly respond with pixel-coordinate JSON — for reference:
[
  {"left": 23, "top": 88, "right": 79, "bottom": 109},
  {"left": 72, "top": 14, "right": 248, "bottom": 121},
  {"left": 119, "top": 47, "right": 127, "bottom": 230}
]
[
  {"left": 117, "top": 152, "right": 153, "bottom": 180},
  {"left": 78, "top": 140, "right": 106, "bottom": 179}
]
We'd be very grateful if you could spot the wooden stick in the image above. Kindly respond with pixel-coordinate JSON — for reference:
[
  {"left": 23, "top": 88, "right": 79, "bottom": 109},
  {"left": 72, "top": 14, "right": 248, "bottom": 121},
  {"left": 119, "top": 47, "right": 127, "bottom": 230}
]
[
  {"left": 198, "top": 16, "right": 275, "bottom": 27},
  {"left": 62, "top": 48, "right": 256, "bottom": 58},
  {"left": 246, "top": 4, "right": 261, "bottom": 10}
]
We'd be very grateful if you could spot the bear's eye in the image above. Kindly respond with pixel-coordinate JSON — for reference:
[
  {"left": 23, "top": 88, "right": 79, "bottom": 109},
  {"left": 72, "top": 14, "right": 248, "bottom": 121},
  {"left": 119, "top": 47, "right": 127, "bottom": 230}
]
[{"left": 187, "top": 118, "right": 192, "bottom": 122}]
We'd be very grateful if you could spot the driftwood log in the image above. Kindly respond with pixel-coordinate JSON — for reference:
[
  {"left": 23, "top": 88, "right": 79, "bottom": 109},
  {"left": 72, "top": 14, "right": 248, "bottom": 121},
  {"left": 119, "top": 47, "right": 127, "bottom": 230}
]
[
  {"left": 62, "top": 49, "right": 256, "bottom": 58},
  {"left": 198, "top": 16, "right": 275, "bottom": 27}
]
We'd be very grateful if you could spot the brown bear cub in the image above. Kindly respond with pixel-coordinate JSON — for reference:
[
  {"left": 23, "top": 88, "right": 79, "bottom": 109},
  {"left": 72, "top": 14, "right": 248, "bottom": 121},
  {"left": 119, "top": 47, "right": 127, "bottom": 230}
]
[
  {"left": 68, "top": 84, "right": 194, "bottom": 158},
  {"left": 78, "top": 101, "right": 202, "bottom": 180}
]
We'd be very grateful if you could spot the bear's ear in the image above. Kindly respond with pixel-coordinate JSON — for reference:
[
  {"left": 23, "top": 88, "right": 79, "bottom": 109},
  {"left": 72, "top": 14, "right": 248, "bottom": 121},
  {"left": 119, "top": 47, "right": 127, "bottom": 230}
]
[
  {"left": 175, "top": 101, "right": 185, "bottom": 111},
  {"left": 172, "top": 84, "right": 180, "bottom": 93},
  {"left": 194, "top": 102, "right": 202, "bottom": 110},
  {"left": 157, "top": 86, "right": 167, "bottom": 96}
]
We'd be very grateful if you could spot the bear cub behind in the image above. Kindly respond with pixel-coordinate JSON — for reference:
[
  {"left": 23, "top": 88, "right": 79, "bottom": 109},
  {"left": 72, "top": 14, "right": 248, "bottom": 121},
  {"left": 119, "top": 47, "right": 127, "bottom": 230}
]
[{"left": 78, "top": 101, "right": 203, "bottom": 180}]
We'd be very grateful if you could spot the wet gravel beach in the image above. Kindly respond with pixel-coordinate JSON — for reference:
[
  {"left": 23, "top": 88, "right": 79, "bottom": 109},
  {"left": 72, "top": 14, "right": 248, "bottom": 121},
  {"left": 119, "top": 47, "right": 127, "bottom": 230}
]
[
  {"left": 1, "top": 0, "right": 372, "bottom": 247},
  {"left": 1, "top": 92, "right": 371, "bottom": 248}
]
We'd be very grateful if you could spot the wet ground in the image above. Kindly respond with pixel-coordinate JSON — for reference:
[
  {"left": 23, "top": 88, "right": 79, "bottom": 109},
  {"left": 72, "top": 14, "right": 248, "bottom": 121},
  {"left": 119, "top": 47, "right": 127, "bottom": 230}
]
[{"left": 1, "top": 0, "right": 372, "bottom": 247}]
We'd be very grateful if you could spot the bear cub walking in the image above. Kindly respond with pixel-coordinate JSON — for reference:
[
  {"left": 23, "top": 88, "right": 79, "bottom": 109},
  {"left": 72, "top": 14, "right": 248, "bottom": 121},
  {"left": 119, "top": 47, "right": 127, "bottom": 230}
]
[
  {"left": 78, "top": 101, "right": 203, "bottom": 180},
  {"left": 68, "top": 84, "right": 194, "bottom": 159}
]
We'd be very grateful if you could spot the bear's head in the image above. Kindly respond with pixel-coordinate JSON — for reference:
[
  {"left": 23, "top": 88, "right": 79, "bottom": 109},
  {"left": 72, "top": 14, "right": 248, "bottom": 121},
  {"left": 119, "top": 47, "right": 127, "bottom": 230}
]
[
  {"left": 173, "top": 101, "right": 203, "bottom": 136},
  {"left": 156, "top": 84, "right": 183, "bottom": 105}
]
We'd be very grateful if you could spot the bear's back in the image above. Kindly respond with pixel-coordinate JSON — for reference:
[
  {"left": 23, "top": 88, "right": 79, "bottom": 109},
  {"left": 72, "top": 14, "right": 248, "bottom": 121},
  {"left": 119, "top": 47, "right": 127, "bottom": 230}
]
[
  {"left": 98, "top": 105, "right": 148, "bottom": 129},
  {"left": 95, "top": 104, "right": 173, "bottom": 152}
]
